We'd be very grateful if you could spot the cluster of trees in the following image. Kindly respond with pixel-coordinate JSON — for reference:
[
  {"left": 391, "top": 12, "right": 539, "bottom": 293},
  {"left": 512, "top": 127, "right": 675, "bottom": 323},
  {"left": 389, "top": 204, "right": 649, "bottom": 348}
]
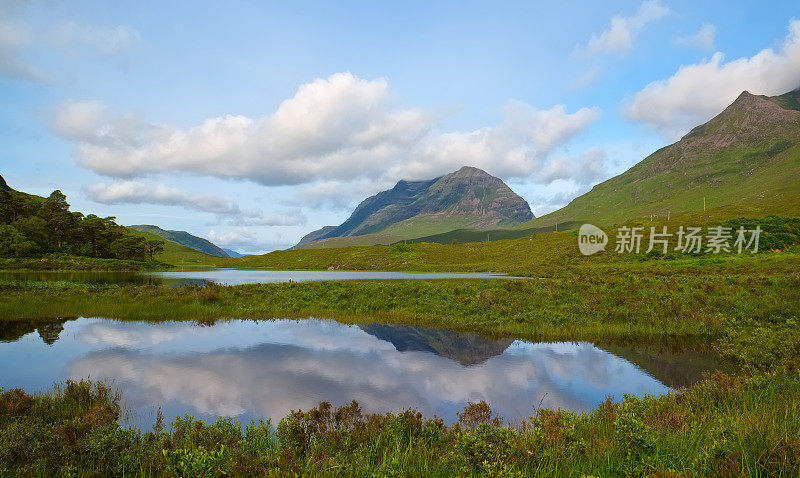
[{"left": 0, "top": 189, "right": 164, "bottom": 261}]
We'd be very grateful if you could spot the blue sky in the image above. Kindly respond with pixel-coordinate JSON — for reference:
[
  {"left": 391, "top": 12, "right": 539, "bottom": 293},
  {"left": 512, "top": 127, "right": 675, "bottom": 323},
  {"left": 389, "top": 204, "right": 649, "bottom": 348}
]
[{"left": 2, "top": 0, "right": 799, "bottom": 252}]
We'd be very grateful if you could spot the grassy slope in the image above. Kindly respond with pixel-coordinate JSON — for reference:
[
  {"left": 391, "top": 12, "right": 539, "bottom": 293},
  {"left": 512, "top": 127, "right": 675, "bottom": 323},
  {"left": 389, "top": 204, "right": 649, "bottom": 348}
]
[
  {"left": 128, "top": 224, "right": 229, "bottom": 258},
  {"left": 125, "top": 228, "right": 226, "bottom": 267},
  {"left": 223, "top": 205, "right": 797, "bottom": 276},
  {"left": 517, "top": 90, "right": 800, "bottom": 230},
  {"left": 521, "top": 143, "right": 800, "bottom": 230}
]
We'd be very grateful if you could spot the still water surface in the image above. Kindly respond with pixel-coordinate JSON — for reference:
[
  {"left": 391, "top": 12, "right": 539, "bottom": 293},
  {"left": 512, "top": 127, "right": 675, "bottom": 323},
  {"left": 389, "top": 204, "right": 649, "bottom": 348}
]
[
  {"left": 0, "top": 318, "right": 720, "bottom": 429},
  {"left": 0, "top": 269, "right": 515, "bottom": 287}
]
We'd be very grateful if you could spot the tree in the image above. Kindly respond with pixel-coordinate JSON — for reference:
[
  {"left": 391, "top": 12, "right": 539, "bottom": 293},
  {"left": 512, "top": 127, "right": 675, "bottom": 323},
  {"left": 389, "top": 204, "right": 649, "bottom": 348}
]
[
  {"left": 43, "top": 190, "right": 74, "bottom": 249},
  {"left": 0, "top": 224, "right": 37, "bottom": 257},
  {"left": 110, "top": 235, "right": 147, "bottom": 261},
  {"left": 11, "top": 216, "right": 47, "bottom": 253},
  {"left": 144, "top": 240, "right": 165, "bottom": 261}
]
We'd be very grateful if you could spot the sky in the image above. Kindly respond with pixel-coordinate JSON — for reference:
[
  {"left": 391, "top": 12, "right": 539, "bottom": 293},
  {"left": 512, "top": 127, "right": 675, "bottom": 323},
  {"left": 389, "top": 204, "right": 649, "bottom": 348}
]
[{"left": 1, "top": 0, "right": 799, "bottom": 253}]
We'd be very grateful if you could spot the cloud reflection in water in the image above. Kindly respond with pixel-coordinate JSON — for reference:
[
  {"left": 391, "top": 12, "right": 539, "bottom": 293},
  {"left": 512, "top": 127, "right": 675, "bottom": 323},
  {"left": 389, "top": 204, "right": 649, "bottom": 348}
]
[{"left": 64, "top": 318, "right": 670, "bottom": 427}]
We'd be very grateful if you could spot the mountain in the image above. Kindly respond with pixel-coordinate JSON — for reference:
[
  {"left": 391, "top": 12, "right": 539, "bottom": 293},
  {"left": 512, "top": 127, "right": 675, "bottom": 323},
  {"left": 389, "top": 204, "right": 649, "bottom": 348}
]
[
  {"left": 518, "top": 88, "right": 800, "bottom": 229},
  {"left": 222, "top": 248, "right": 244, "bottom": 258},
  {"left": 128, "top": 225, "right": 230, "bottom": 258},
  {"left": 359, "top": 323, "right": 514, "bottom": 366},
  {"left": 0, "top": 174, "right": 11, "bottom": 191},
  {"left": 295, "top": 166, "right": 534, "bottom": 248}
]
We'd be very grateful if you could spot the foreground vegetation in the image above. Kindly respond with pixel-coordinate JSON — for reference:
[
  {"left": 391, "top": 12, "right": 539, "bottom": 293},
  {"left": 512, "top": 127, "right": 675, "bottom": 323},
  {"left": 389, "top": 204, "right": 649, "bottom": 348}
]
[{"left": 1, "top": 371, "right": 798, "bottom": 476}]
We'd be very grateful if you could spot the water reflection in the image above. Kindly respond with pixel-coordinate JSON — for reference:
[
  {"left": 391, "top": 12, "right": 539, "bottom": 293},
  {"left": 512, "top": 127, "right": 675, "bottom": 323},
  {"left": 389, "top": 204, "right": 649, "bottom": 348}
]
[
  {"left": 0, "top": 318, "right": 70, "bottom": 345},
  {"left": 0, "top": 318, "right": 721, "bottom": 429},
  {"left": 0, "top": 269, "right": 515, "bottom": 288}
]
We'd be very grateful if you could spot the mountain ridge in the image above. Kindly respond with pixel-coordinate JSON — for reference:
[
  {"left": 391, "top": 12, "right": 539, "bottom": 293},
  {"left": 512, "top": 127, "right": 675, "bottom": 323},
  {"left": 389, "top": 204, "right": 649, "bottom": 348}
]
[
  {"left": 517, "top": 87, "right": 800, "bottom": 230},
  {"left": 295, "top": 166, "right": 533, "bottom": 248},
  {"left": 128, "top": 225, "right": 230, "bottom": 258}
]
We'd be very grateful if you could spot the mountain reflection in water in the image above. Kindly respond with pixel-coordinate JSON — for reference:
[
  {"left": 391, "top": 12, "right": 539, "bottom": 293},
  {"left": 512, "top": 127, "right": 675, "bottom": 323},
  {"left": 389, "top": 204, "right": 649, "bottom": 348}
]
[{"left": 0, "top": 318, "right": 721, "bottom": 429}]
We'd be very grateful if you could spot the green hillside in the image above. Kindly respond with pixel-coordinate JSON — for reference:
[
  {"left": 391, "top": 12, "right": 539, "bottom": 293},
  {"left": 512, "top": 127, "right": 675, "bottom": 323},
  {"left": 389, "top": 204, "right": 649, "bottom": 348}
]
[
  {"left": 517, "top": 89, "right": 800, "bottom": 230},
  {"left": 128, "top": 224, "right": 229, "bottom": 257},
  {"left": 125, "top": 228, "right": 227, "bottom": 267}
]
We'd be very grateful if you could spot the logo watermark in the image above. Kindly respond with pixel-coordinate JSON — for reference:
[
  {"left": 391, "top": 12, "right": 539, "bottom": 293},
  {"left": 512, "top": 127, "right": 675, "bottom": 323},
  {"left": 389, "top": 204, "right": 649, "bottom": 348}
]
[
  {"left": 578, "top": 224, "right": 608, "bottom": 256},
  {"left": 578, "top": 224, "right": 762, "bottom": 255}
]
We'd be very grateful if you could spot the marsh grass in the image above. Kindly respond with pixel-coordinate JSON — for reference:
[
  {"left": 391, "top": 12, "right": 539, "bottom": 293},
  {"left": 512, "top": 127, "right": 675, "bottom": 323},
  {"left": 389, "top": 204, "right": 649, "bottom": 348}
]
[
  {"left": 2, "top": 372, "right": 799, "bottom": 476},
  {"left": 3, "top": 262, "right": 799, "bottom": 358}
]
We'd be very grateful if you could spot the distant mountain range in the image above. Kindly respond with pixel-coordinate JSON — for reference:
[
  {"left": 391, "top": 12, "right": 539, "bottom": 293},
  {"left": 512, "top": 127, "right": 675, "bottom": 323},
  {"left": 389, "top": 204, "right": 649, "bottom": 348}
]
[
  {"left": 295, "top": 166, "right": 533, "bottom": 248},
  {"left": 519, "top": 87, "right": 800, "bottom": 229},
  {"left": 128, "top": 225, "right": 230, "bottom": 258},
  {"left": 222, "top": 248, "right": 244, "bottom": 258}
]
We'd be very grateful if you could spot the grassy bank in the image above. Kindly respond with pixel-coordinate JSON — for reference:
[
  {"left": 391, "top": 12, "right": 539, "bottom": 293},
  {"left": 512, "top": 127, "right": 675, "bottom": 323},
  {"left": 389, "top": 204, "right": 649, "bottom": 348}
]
[
  {"left": 0, "top": 253, "right": 168, "bottom": 271},
  {"left": 2, "top": 371, "right": 799, "bottom": 476}
]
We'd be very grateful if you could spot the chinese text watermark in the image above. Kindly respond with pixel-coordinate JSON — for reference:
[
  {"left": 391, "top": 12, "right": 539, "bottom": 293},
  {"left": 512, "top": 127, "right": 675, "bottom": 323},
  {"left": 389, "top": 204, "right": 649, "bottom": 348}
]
[{"left": 578, "top": 224, "right": 761, "bottom": 256}]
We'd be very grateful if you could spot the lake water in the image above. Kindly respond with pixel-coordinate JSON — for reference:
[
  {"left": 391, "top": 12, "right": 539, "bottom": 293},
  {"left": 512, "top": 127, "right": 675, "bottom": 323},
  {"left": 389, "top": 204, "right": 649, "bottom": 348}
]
[
  {"left": 0, "top": 269, "right": 516, "bottom": 287},
  {"left": 0, "top": 317, "right": 721, "bottom": 429}
]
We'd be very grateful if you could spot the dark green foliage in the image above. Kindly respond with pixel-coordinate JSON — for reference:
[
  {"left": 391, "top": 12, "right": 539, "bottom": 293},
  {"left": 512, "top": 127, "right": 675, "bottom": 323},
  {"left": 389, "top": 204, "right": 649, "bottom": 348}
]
[
  {"left": 0, "top": 189, "right": 164, "bottom": 262},
  {"left": 722, "top": 215, "right": 800, "bottom": 251}
]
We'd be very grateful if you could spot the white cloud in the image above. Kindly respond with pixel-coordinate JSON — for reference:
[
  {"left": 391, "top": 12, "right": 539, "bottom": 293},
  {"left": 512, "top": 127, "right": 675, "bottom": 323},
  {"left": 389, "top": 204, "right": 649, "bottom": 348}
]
[
  {"left": 53, "top": 73, "right": 437, "bottom": 185},
  {"left": 84, "top": 181, "right": 240, "bottom": 215},
  {"left": 583, "top": 1, "right": 669, "bottom": 55},
  {"left": 626, "top": 20, "right": 800, "bottom": 138},
  {"left": 206, "top": 228, "right": 292, "bottom": 252},
  {"left": 226, "top": 211, "right": 306, "bottom": 227},
  {"left": 539, "top": 147, "right": 608, "bottom": 186},
  {"left": 52, "top": 72, "right": 602, "bottom": 189},
  {"left": 396, "top": 102, "right": 601, "bottom": 181},
  {"left": 284, "top": 179, "right": 392, "bottom": 211},
  {"left": 84, "top": 180, "right": 306, "bottom": 228},
  {"left": 675, "top": 23, "right": 716, "bottom": 52}
]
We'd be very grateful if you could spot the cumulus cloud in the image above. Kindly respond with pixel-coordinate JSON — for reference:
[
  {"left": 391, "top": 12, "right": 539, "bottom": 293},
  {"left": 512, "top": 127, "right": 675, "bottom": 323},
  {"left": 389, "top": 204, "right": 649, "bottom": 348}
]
[
  {"left": 283, "top": 179, "right": 393, "bottom": 211},
  {"left": 83, "top": 181, "right": 306, "bottom": 227},
  {"left": 52, "top": 72, "right": 601, "bottom": 189},
  {"left": 388, "top": 102, "right": 601, "bottom": 181},
  {"left": 539, "top": 147, "right": 608, "bottom": 186},
  {"left": 206, "top": 228, "right": 292, "bottom": 251},
  {"left": 582, "top": 1, "right": 669, "bottom": 55},
  {"left": 675, "top": 23, "right": 716, "bottom": 52},
  {"left": 84, "top": 181, "right": 241, "bottom": 215},
  {"left": 626, "top": 20, "right": 800, "bottom": 138},
  {"left": 53, "top": 73, "right": 435, "bottom": 184}
]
